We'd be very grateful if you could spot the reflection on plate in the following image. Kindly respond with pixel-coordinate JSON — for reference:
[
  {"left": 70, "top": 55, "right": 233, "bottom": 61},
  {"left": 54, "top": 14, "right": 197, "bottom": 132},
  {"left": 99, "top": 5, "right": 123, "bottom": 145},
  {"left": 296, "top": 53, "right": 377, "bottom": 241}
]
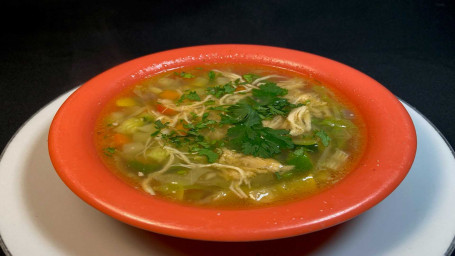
[{"left": 0, "top": 90, "right": 454, "bottom": 256}]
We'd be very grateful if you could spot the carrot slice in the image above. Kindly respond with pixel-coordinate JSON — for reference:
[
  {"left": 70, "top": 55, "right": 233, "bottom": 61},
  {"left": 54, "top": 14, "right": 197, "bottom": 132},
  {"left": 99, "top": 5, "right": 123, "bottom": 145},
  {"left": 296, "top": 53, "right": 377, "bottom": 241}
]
[
  {"left": 235, "top": 85, "right": 246, "bottom": 92},
  {"left": 156, "top": 103, "right": 178, "bottom": 115},
  {"left": 159, "top": 90, "right": 181, "bottom": 100},
  {"left": 113, "top": 133, "right": 130, "bottom": 146},
  {"left": 175, "top": 122, "right": 188, "bottom": 135}
]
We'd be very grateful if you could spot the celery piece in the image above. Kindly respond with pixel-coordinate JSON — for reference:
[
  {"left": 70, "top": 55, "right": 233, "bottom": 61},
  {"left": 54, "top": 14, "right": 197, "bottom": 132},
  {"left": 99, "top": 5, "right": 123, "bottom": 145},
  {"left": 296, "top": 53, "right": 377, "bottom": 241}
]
[
  {"left": 146, "top": 147, "right": 169, "bottom": 163},
  {"left": 193, "top": 77, "right": 209, "bottom": 87},
  {"left": 153, "top": 184, "right": 185, "bottom": 200},
  {"left": 292, "top": 136, "right": 318, "bottom": 146},
  {"left": 126, "top": 161, "right": 159, "bottom": 173},
  {"left": 115, "top": 117, "right": 144, "bottom": 134},
  {"left": 287, "top": 152, "right": 313, "bottom": 171}
]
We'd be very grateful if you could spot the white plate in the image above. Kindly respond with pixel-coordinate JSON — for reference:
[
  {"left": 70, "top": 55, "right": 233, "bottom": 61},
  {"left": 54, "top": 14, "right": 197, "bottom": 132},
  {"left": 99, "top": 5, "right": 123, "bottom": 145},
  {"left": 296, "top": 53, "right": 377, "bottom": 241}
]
[{"left": 1, "top": 91, "right": 454, "bottom": 256}]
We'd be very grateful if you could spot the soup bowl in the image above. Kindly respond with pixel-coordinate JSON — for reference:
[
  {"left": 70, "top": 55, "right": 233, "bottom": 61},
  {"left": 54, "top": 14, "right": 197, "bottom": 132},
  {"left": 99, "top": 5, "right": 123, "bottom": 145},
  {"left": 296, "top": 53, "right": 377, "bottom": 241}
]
[{"left": 48, "top": 45, "right": 416, "bottom": 241}]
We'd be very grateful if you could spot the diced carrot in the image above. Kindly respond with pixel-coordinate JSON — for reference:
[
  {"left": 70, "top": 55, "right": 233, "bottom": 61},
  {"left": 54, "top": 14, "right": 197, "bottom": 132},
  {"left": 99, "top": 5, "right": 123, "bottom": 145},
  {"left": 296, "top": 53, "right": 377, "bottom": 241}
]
[
  {"left": 159, "top": 90, "right": 181, "bottom": 100},
  {"left": 156, "top": 103, "right": 178, "bottom": 115},
  {"left": 175, "top": 121, "right": 188, "bottom": 135},
  {"left": 235, "top": 85, "right": 246, "bottom": 92},
  {"left": 113, "top": 133, "right": 130, "bottom": 146}
]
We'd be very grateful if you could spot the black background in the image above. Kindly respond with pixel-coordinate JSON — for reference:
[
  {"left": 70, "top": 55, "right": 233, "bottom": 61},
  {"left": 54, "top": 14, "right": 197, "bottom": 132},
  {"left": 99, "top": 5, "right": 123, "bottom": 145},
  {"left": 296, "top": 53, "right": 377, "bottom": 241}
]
[{"left": 1, "top": 0, "right": 454, "bottom": 255}]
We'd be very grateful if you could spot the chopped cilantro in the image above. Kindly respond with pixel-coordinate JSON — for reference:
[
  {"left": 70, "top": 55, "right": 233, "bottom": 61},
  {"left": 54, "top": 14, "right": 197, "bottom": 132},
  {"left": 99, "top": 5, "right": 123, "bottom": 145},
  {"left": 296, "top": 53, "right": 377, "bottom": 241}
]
[
  {"left": 274, "top": 172, "right": 282, "bottom": 180},
  {"left": 315, "top": 130, "right": 331, "bottom": 147},
  {"left": 226, "top": 124, "right": 294, "bottom": 158},
  {"left": 196, "top": 148, "right": 219, "bottom": 163},
  {"left": 206, "top": 82, "right": 236, "bottom": 98},
  {"left": 177, "top": 90, "right": 201, "bottom": 103},
  {"left": 186, "top": 91, "right": 201, "bottom": 101},
  {"left": 103, "top": 147, "right": 116, "bottom": 156},
  {"left": 141, "top": 116, "right": 154, "bottom": 123},
  {"left": 208, "top": 71, "right": 216, "bottom": 82},
  {"left": 252, "top": 82, "right": 288, "bottom": 101},
  {"left": 249, "top": 83, "right": 299, "bottom": 119},
  {"left": 154, "top": 120, "right": 168, "bottom": 129},
  {"left": 175, "top": 71, "right": 195, "bottom": 78},
  {"left": 243, "top": 73, "right": 260, "bottom": 83},
  {"left": 224, "top": 98, "right": 262, "bottom": 126}
]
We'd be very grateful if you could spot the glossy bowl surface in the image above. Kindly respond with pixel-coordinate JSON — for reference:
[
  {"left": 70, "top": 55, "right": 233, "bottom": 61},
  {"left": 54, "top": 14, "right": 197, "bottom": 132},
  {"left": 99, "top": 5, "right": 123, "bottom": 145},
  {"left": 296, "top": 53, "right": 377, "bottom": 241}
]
[{"left": 48, "top": 45, "right": 417, "bottom": 241}]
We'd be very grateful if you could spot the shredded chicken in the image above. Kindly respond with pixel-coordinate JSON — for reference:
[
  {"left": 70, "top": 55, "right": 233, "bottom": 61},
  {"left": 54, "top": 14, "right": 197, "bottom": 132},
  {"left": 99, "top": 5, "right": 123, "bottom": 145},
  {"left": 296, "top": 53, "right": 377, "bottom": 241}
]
[
  {"left": 212, "top": 69, "right": 244, "bottom": 82},
  {"left": 252, "top": 75, "right": 284, "bottom": 85},
  {"left": 286, "top": 92, "right": 332, "bottom": 118},
  {"left": 320, "top": 149, "right": 349, "bottom": 170},
  {"left": 277, "top": 78, "right": 308, "bottom": 92},
  {"left": 218, "top": 149, "right": 294, "bottom": 179},
  {"left": 286, "top": 105, "right": 312, "bottom": 136}
]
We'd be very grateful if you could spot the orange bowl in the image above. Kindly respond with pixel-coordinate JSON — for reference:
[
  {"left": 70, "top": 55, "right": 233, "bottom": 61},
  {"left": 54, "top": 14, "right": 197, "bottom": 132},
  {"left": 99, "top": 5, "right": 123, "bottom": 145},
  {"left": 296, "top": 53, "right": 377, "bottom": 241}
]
[{"left": 48, "top": 45, "right": 417, "bottom": 241}]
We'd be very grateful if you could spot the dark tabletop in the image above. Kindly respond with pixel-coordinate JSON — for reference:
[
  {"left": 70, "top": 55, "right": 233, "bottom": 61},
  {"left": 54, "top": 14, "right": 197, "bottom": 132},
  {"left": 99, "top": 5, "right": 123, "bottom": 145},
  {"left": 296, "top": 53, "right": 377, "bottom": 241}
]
[{"left": 1, "top": 1, "right": 454, "bottom": 255}]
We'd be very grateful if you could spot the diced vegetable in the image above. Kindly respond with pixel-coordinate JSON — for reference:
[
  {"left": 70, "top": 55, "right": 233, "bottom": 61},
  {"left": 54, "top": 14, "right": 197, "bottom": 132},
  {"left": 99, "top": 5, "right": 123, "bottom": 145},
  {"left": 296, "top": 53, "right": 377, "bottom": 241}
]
[
  {"left": 114, "top": 117, "right": 144, "bottom": 134},
  {"left": 153, "top": 184, "right": 185, "bottom": 200},
  {"left": 156, "top": 103, "right": 178, "bottom": 115},
  {"left": 235, "top": 85, "right": 246, "bottom": 92},
  {"left": 146, "top": 147, "right": 169, "bottom": 163},
  {"left": 159, "top": 90, "right": 181, "bottom": 100},
  {"left": 149, "top": 86, "right": 163, "bottom": 94},
  {"left": 137, "top": 123, "right": 158, "bottom": 133},
  {"left": 126, "top": 161, "right": 159, "bottom": 173},
  {"left": 112, "top": 133, "right": 131, "bottom": 146},
  {"left": 175, "top": 122, "right": 188, "bottom": 135},
  {"left": 292, "top": 136, "right": 318, "bottom": 146},
  {"left": 286, "top": 152, "right": 313, "bottom": 171},
  {"left": 157, "top": 77, "right": 176, "bottom": 87},
  {"left": 193, "top": 77, "right": 209, "bottom": 87},
  {"left": 132, "top": 132, "right": 151, "bottom": 143},
  {"left": 116, "top": 97, "right": 137, "bottom": 107},
  {"left": 122, "top": 142, "right": 145, "bottom": 156}
]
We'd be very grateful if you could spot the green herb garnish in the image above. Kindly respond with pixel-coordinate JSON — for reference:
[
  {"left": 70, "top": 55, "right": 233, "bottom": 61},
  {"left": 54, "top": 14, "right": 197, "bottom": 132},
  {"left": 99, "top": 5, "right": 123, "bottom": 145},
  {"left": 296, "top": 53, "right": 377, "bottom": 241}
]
[
  {"left": 208, "top": 70, "right": 216, "bottom": 82},
  {"left": 175, "top": 71, "right": 195, "bottom": 78},
  {"left": 206, "top": 82, "right": 236, "bottom": 98},
  {"left": 226, "top": 124, "right": 294, "bottom": 158},
  {"left": 242, "top": 73, "right": 260, "bottom": 83},
  {"left": 315, "top": 130, "right": 331, "bottom": 147},
  {"left": 103, "top": 147, "right": 116, "bottom": 157}
]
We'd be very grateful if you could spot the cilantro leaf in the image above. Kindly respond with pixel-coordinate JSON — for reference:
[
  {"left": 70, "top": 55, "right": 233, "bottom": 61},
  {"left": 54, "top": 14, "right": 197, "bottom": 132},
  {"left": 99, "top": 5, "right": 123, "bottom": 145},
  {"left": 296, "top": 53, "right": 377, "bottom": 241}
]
[
  {"left": 208, "top": 71, "right": 216, "bottom": 82},
  {"left": 103, "top": 147, "right": 116, "bottom": 157},
  {"left": 196, "top": 148, "right": 219, "bottom": 163},
  {"left": 186, "top": 91, "right": 201, "bottom": 101},
  {"left": 154, "top": 120, "right": 168, "bottom": 129},
  {"left": 315, "top": 130, "right": 331, "bottom": 146},
  {"left": 252, "top": 82, "right": 288, "bottom": 104},
  {"left": 225, "top": 98, "right": 262, "bottom": 126},
  {"left": 175, "top": 72, "right": 194, "bottom": 78},
  {"left": 206, "top": 82, "right": 236, "bottom": 98},
  {"left": 227, "top": 124, "right": 294, "bottom": 158},
  {"left": 243, "top": 73, "right": 260, "bottom": 83},
  {"left": 177, "top": 90, "right": 201, "bottom": 104}
]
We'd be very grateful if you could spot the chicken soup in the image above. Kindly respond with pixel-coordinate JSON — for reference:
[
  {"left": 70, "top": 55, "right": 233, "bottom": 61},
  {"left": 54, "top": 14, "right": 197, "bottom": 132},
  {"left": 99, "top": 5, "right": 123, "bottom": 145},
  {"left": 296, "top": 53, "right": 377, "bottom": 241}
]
[{"left": 95, "top": 65, "right": 365, "bottom": 207}]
